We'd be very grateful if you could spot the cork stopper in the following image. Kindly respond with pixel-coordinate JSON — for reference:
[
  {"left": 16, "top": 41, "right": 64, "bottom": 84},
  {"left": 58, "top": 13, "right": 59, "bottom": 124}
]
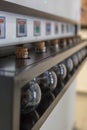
[
  {"left": 51, "top": 39, "right": 58, "bottom": 45},
  {"left": 67, "top": 38, "right": 73, "bottom": 46},
  {"left": 35, "top": 42, "right": 46, "bottom": 53},
  {"left": 50, "top": 39, "right": 59, "bottom": 51},
  {"left": 59, "top": 39, "right": 67, "bottom": 48},
  {"left": 73, "top": 37, "right": 76, "bottom": 43},
  {"left": 16, "top": 47, "right": 29, "bottom": 59},
  {"left": 77, "top": 35, "right": 81, "bottom": 43},
  {"left": 35, "top": 42, "right": 45, "bottom": 49}
]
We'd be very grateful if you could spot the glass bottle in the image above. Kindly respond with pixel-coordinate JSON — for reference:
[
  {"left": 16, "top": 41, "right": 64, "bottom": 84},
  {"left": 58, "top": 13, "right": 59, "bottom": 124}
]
[
  {"left": 36, "top": 70, "right": 57, "bottom": 92},
  {"left": 20, "top": 110, "right": 39, "bottom": 130},
  {"left": 21, "top": 79, "right": 41, "bottom": 114}
]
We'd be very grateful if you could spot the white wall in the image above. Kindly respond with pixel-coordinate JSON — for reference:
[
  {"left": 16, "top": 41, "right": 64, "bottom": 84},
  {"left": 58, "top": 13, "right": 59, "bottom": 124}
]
[
  {"left": 5, "top": 0, "right": 81, "bottom": 22},
  {"left": 40, "top": 81, "right": 76, "bottom": 130},
  {"left": 76, "top": 30, "right": 87, "bottom": 93},
  {"left": 76, "top": 61, "right": 87, "bottom": 93}
]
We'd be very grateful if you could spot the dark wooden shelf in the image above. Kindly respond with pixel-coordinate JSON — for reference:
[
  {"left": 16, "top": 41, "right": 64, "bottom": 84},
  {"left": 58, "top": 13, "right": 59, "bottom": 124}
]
[
  {"left": 0, "top": 40, "right": 87, "bottom": 88},
  {"left": 15, "top": 41, "right": 87, "bottom": 88}
]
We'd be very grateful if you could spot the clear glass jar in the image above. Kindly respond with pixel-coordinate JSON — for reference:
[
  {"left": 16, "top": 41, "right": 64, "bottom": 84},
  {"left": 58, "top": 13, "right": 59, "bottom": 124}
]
[
  {"left": 21, "top": 79, "right": 41, "bottom": 113},
  {"left": 57, "top": 63, "right": 67, "bottom": 80},
  {"left": 36, "top": 70, "right": 57, "bottom": 92},
  {"left": 72, "top": 54, "right": 79, "bottom": 67},
  {"left": 20, "top": 110, "right": 39, "bottom": 130},
  {"left": 65, "top": 58, "right": 74, "bottom": 72},
  {"left": 77, "top": 52, "right": 82, "bottom": 62}
]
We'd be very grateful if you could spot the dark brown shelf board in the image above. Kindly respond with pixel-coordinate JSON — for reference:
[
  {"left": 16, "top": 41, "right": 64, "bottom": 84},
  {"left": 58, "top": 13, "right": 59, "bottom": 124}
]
[
  {"left": 81, "top": 25, "right": 87, "bottom": 29},
  {"left": 0, "top": 1, "right": 78, "bottom": 24},
  {"left": 31, "top": 58, "right": 87, "bottom": 130},
  {"left": 15, "top": 41, "right": 87, "bottom": 88}
]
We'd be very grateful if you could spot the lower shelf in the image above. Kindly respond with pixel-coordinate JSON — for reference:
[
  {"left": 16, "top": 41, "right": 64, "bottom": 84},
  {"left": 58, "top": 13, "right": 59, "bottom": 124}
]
[{"left": 29, "top": 57, "right": 87, "bottom": 130}]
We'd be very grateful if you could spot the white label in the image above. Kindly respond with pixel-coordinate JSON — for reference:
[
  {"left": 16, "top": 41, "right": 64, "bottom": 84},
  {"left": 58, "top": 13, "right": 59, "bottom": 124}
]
[
  {"left": 34, "top": 21, "right": 41, "bottom": 36},
  {"left": 16, "top": 19, "right": 27, "bottom": 37},
  {"left": 55, "top": 23, "right": 58, "bottom": 34},
  {"left": 0, "top": 17, "right": 5, "bottom": 39},
  {"left": 46, "top": 22, "right": 51, "bottom": 35}
]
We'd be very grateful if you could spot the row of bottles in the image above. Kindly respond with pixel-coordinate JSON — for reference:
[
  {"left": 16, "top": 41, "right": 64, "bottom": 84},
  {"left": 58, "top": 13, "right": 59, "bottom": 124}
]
[{"left": 20, "top": 47, "right": 87, "bottom": 130}]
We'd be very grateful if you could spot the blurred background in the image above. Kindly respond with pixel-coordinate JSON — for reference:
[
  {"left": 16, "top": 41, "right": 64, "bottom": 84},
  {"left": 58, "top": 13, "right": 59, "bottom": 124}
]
[
  {"left": 75, "top": 0, "right": 87, "bottom": 129},
  {"left": 0, "top": 1, "right": 87, "bottom": 130}
]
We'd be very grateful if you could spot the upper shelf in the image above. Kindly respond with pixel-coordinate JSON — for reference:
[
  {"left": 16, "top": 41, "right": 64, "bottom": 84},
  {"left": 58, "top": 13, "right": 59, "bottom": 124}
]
[
  {"left": 0, "top": 40, "right": 87, "bottom": 88},
  {"left": 0, "top": 1, "right": 78, "bottom": 24}
]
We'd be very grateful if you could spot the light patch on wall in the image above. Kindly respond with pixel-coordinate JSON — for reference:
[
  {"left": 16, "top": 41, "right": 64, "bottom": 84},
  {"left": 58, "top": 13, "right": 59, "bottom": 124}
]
[
  {"left": 41, "top": 0, "right": 48, "bottom": 4},
  {"left": 44, "top": 0, "right": 48, "bottom": 4}
]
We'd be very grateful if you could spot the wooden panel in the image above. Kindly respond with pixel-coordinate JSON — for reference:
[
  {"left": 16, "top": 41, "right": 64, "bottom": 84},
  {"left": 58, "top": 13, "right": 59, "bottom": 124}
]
[{"left": 81, "top": 0, "right": 87, "bottom": 26}]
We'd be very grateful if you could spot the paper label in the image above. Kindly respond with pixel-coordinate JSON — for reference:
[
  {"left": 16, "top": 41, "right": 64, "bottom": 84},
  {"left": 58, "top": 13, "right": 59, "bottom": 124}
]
[
  {"left": 16, "top": 19, "right": 27, "bottom": 37},
  {"left": 34, "top": 21, "right": 41, "bottom": 36},
  {"left": 0, "top": 17, "right": 5, "bottom": 39},
  {"left": 46, "top": 22, "right": 51, "bottom": 35},
  {"left": 55, "top": 23, "right": 58, "bottom": 34}
]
